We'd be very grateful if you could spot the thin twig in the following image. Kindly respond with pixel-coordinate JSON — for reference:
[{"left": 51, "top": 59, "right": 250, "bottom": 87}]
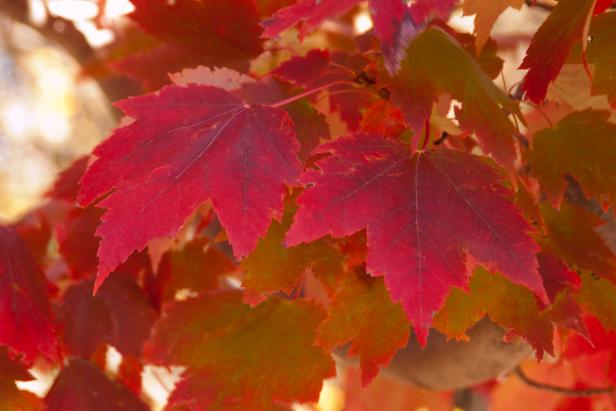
[
  {"left": 514, "top": 366, "right": 614, "bottom": 397},
  {"left": 269, "top": 80, "right": 357, "bottom": 108},
  {"left": 524, "top": 0, "right": 556, "bottom": 11}
]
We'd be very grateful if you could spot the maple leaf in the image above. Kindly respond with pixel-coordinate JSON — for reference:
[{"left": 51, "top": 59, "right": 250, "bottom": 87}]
[
  {"left": 530, "top": 110, "right": 616, "bottom": 207},
  {"left": 170, "top": 66, "right": 255, "bottom": 90},
  {"left": 587, "top": 12, "right": 616, "bottom": 108},
  {"left": 129, "top": 0, "right": 262, "bottom": 68},
  {"left": 60, "top": 281, "right": 111, "bottom": 358},
  {"left": 0, "top": 347, "right": 32, "bottom": 382},
  {"left": 368, "top": 0, "right": 418, "bottom": 74},
  {"left": 283, "top": 99, "right": 331, "bottom": 162},
  {"left": 144, "top": 292, "right": 335, "bottom": 411},
  {"left": 13, "top": 207, "right": 53, "bottom": 265},
  {"left": 46, "top": 156, "right": 89, "bottom": 203},
  {"left": 360, "top": 100, "right": 406, "bottom": 138},
  {"left": 0, "top": 226, "right": 58, "bottom": 362},
  {"left": 389, "top": 27, "right": 521, "bottom": 169},
  {"left": 112, "top": 44, "right": 212, "bottom": 91},
  {"left": 117, "top": 355, "right": 143, "bottom": 395},
  {"left": 254, "top": 0, "right": 296, "bottom": 18},
  {"left": 546, "top": 64, "right": 613, "bottom": 112},
  {"left": 57, "top": 205, "right": 105, "bottom": 279},
  {"left": 539, "top": 202, "right": 616, "bottom": 283},
  {"left": 271, "top": 49, "right": 331, "bottom": 85},
  {"left": 577, "top": 272, "right": 616, "bottom": 331},
  {"left": 433, "top": 268, "right": 554, "bottom": 356},
  {"left": 112, "top": 0, "right": 263, "bottom": 90},
  {"left": 241, "top": 203, "right": 343, "bottom": 305},
  {"left": 260, "top": 0, "right": 463, "bottom": 76},
  {"left": 285, "top": 134, "right": 545, "bottom": 343},
  {"left": 543, "top": 291, "right": 589, "bottom": 341},
  {"left": 171, "top": 65, "right": 330, "bottom": 163},
  {"left": 272, "top": 49, "right": 375, "bottom": 130},
  {"left": 260, "top": 0, "right": 359, "bottom": 39},
  {"left": 538, "top": 251, "right": 580, "bottom": 303},
  {"left": 44, "top": 359, "right": 149, "bottom": 411},
  {"left": 462, "top": 0, "right": 524, "bottom": 51},
  {"left": 519, "top": 0, "right": 596, "bottom": 103},
  {"left": 562, "top": 315, "right": 616, "bottom": 391},
  {"left": 59, "top": 273, "right": 158, "bottom": 358},
  {"left": 316, "top": 268, "right": 410, "bottom": 385},
  {"left": 78, "top": 84, "right": 301, "bottom": 290},
  {"left": 454, "top": 31, "right": 504, "bottom": 80},
  {"left": 156, "top": 237, "right": 235, "bottom": 303}
]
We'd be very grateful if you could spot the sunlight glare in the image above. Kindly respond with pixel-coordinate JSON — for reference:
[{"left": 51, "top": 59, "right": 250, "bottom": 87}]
[{"left": 354, "top": 11, "right": 373, "bottom": 35}]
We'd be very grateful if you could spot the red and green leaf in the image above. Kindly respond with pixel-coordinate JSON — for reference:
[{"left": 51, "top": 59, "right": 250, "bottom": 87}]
[
  {"left": 144, "top": 292, "right": 335, "bottom": 411},
  {"left": 316, "top": 268, "right": 410, "bottom": 385},
  {"left": 390, "top": 27, "right": 521, "bottom": 169}
]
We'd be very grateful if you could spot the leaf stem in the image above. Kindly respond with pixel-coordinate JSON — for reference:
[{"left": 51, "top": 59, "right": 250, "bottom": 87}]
[
  {"left": 420, "top": 119, "right": 430, "bottom": 151},
  {"left": 514, "top": 366, "right": 614, "bottom": 396},
  {"left": 269, "top": 81, "right": 358, "bottom": 108},
  {"left": 519, "top": 100, "right": 554, "bottom": 127},
  {"left": 313, "top": 87, "right": 373, "bottom": 105}
]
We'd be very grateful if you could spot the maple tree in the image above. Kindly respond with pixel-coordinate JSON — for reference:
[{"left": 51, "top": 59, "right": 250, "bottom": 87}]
[{"left": 2, "top": 0, "right": 616, "bottom": 410}]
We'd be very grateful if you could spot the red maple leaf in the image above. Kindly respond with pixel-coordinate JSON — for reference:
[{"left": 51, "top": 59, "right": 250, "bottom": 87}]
[
  {"left": 78, "top": 85, "right": 301, "bottom": 290},
  {"left": 285, "top": 134, "right": 545, "bottom": 343},
  {"left": 272, "top": 49, "right": 375, "bottom": 129},
  {"left": 260, "top": 0, "right": 359, "bottom": 39},
  {"left": 46, "top": 156, "right": 89, "bottom": 203},
  {"left": 519, "top": 0, "right": 596, "bottom": 103},
  {"left": 59, "top": 273, "right": 158, "bottom": 358}
]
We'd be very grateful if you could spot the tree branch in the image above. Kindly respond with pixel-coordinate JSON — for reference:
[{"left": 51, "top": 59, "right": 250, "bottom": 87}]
[{"left": 514, "top": 366, "right": 614, "bottom": 396}]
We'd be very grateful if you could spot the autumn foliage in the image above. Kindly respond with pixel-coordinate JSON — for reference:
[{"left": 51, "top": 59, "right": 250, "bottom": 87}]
[{"left": 2, "top": 0, "right": 616, "bottom": 410}]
